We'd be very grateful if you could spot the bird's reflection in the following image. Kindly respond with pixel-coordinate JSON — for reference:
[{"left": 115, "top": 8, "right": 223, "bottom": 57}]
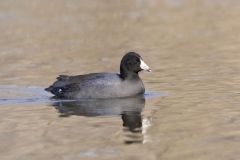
[{"left": 51, "top": 96, "right": 146, "bottom": 144}]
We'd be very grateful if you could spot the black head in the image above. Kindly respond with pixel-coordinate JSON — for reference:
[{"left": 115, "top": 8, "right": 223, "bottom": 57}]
[{"left": 120, "top": 52, "right": 151, "bottom": 79}]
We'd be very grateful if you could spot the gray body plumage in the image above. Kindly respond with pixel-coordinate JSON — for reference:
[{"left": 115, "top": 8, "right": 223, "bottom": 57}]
[{"left": 46, "top": 73, "right": 145, "bottom": 99}]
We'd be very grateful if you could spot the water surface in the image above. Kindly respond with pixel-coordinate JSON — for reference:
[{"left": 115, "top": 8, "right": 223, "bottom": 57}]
[{"left": 0, "top": 0, "right": 240, "bottom": 160}]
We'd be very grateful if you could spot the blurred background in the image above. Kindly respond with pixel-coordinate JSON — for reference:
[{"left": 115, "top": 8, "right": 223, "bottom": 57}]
[
  {"left": 0, "top": 0, "right": 239, "bottom": 87},
  {"left": 0, "top": 0, "right": 240, "bottom": 160}
]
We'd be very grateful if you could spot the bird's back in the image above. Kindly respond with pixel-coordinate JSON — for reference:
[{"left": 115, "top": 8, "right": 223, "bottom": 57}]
[{"left": 45, "top": 73, "right": 144, "bottom": 98}]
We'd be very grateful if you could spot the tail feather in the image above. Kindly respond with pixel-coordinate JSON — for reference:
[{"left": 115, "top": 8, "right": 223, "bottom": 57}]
[
  {"left": 57, "top": 75, "right": 69, "bottom": 80},
  {"left": 45, "top": 75, "right": 72, "bottom": 98},
  {"left": 45, "top": 86, "right": 65, "bottom": 97},
  {"left": 45, "top": 86, "right": 53, "bottom": 92}
]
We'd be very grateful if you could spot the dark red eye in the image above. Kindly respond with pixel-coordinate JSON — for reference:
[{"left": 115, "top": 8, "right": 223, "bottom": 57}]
[{"left": 136, "top": 58, "right": 140, "bottom": 62}]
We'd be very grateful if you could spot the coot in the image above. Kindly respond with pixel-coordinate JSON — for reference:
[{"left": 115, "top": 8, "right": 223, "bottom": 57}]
[{"left": 45, "top": 52, "right": 151, "bottom": 98}]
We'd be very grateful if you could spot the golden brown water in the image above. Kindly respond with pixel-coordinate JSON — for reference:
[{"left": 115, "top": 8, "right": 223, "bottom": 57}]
[{"left": 0, "top": 0, "right": 240, "bottom": 159}]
